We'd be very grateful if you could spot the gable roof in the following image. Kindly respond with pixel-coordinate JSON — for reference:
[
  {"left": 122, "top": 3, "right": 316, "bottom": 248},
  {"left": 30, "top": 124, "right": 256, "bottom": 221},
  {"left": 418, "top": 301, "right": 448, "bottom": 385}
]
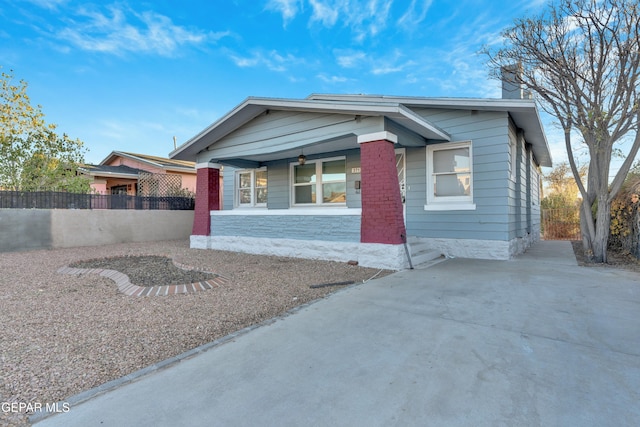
[
  {"left": 101, "top": 151, "right": 196, "bottom": 172},
  {"left": 308, "top": 94, "right": 551, "bottom": 167},
  {"left": 79, "top": 164, "right": 143, "bottom": 179},
  {"left": 170, "top": 94, "right": 551, "bottom": 167}
]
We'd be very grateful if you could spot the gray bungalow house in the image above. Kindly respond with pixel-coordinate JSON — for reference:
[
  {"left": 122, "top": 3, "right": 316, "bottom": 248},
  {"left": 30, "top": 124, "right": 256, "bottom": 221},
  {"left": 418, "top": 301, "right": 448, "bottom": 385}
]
[{"left": 170, "top": 86, "right": 551, "bottom": 270}]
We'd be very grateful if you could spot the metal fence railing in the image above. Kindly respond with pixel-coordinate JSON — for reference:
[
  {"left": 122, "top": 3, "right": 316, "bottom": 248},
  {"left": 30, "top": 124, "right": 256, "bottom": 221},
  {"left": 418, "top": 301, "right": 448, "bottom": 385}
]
[
  {"left": 542, "top": 208, "right": 581, "bottom": 240},
  {"left": 0, "top": 191, "right": 195, "bottom": 210}
]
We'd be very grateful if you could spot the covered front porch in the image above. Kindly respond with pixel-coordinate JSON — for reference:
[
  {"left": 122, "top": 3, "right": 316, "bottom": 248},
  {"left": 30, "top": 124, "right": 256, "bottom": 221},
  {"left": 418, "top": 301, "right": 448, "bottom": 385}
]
[
  {"left": 189, "top": 130, "right": 415, "bottom": 269},
  {"left": 175, "top": 97, "right": 451, "bottom": 269}
]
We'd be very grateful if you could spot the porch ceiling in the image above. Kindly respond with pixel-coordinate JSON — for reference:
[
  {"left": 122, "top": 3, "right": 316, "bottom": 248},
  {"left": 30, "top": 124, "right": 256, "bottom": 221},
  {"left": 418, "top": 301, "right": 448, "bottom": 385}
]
[{"left": 214, "top": 134, "right": 359, "bottom": 168}]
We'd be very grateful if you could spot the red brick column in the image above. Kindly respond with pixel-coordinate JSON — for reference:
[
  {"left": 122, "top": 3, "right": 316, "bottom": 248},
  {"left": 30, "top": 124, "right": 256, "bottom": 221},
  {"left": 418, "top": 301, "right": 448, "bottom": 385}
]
[
  {"left": 358, "top": 132, "right": 406, "bottom": 244},
  {"left": 192, "top": 163, "right": 221, "bottom": 236}
]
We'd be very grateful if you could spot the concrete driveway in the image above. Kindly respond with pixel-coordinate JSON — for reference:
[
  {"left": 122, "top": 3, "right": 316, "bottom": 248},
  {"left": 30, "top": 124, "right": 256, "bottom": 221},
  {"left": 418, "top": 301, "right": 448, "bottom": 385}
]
[{"left": 34, "top": 241, "right": 640, "bottom": 426}]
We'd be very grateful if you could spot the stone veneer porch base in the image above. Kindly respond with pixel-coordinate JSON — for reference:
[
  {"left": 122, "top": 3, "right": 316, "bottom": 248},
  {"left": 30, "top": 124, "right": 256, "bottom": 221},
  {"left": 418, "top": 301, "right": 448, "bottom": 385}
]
[
  {"left": 190, "top": 235, "right": 411, "bottom": 271},
  {"left": 190, "top": 233, "right": 539, "bottom": 269},
  {"left": 57, "top": 266, "right": 229, "bottom": 296},
  {"left": 407, "top": 234, "right": 539, "bottom": 260}
]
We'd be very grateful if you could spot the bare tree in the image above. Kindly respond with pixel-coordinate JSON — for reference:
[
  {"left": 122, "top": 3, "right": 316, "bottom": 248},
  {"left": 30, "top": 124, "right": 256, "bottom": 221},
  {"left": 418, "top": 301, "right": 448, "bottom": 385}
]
[{"left": 485, "top": 0, "right": 640, "bottom": 262}]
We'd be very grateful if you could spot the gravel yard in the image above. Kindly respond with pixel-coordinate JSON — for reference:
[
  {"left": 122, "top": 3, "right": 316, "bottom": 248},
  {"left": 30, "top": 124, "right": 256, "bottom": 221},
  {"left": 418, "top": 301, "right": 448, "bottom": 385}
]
[{"left": 0, "top": 240, "right": 389, "bottom": 426}]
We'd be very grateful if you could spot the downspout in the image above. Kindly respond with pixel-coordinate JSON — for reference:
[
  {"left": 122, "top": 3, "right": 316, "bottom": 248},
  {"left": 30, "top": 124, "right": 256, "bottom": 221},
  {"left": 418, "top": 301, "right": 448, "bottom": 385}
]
[{"left": 401, "top": 233, "right": 414, "bottom": 269}]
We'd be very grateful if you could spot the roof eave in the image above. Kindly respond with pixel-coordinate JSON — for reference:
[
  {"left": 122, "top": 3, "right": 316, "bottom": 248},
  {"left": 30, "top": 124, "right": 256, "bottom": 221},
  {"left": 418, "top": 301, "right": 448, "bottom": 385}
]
[
  {"left": 117, "top": 152, "right": 165, "bottom": 168},
  {"left": 307, "top": 93, "right": 538, "bottom": 110},
  {"left": 507, "top": 106, "right": 552, "bottom": 167},
  {"left": 98, "top": 151, "right": 120, "bottom": 166},
  {"left": 79, "top": 169, "right": 139, "bottom": 179},
  {"left": 164, "top": 166, "right": 196, "bottom": 173},
  {"left": 395, "top": 104, "right": 450, "bottom": 141},
  {"left": 308, "top": 94, "right": 552, "bottom": 166},
  {"left": 170, "top": 98, "right": 267, "bottom": 161},
  {"left": 170, "top": 97, "right": 451, "bottom": 161}
]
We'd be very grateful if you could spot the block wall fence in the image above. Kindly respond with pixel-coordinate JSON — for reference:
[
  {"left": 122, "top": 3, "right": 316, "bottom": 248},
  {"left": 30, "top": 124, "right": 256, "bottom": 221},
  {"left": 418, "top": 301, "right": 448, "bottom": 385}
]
[{"left": 0, "top": 209, "right": 194, "bottom": 252}]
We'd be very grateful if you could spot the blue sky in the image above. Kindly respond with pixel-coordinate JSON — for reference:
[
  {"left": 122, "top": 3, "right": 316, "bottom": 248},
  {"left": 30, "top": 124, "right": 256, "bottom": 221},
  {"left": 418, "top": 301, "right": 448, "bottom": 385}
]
[{"left": 2, "top": 0, "right": 562, "bottom": 166}]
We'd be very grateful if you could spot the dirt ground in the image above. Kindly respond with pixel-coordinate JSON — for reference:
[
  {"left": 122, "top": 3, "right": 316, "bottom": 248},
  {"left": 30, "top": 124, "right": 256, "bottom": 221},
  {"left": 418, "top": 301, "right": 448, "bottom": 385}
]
[
  {"left": 0, "top": 241, "right": 390, "bottom": 427},
  {"left": 571, "top": 240, "right": 640, "bottom": 272}
]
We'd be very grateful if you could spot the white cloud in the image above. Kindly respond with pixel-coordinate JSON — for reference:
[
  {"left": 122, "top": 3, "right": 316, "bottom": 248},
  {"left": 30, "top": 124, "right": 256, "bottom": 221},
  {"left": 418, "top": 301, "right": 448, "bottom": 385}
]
[
  {"left": 230, "top": 49, "right": 304, "bottom": 72},
  {"left": 308, "top": 0, "right": 340, "bottom": 26},
  {"left": 265, "top": 0, "right": 302, "bottom": 26},
  {"left": 397, "top": 0, "right": 433, "bottom": 29},
  {"left": 371, "top": 63, "right": 407, "bottom": 75},
  {"left": 345, "top": 0, "right": 393, "bottom": 42},
  {"left": 335, "top": 48, "right": 415, "bottom": 77},
  {"left": 287, "top": 75, "right": 307, "bottom": 83},
  {"left": 23, "top": 0, "right": 69, "bottom": 10},
  {"left": 231, "top": 53, "right": 260, "bottom": 68},
  {"left": 335, "top": 50, "right": 367, "bottom": 68},
  {"left": 519, "top": 0, "right": 548, "bottom": 9},
  {"left": 436, "top": 49, "right": 490, "bottom": 95},
  {"left": 317, "top": 73, "right": 349, "bottom": 83},
  {"left": 306, "top": 0, "right": 393, "bottom": 42},
  {"left": 370, "top": 49, "right": 415, "bottom": 75},
  {"left": 57, "top": 4, "right": 227, "bottom": 56}
]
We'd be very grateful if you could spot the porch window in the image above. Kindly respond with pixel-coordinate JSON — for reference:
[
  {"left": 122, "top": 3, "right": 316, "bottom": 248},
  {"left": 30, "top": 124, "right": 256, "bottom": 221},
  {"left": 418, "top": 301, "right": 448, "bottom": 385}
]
[
  {"left": 236, "top": 168, "right": 267, "bottom": 207},
  {"left": 292, "top": 157, "right": 346, "bottom": 205},
  {"left": 426, "top": 141, "right": 475, "bottom": 210}
]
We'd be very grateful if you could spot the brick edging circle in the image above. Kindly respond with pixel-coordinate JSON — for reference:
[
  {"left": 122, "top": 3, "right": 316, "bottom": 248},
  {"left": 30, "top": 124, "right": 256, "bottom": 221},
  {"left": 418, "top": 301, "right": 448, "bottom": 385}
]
[{"left": 57, "top": 265, "right": 229, "bottom": 296}]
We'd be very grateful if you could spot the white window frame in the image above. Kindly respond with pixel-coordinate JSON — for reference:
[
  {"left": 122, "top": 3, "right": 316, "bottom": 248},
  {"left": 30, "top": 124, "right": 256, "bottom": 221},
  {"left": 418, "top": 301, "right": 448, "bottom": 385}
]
[
  {"left": 290, "top": 156, "right": 347, "bottom": 206},
  {"left": 425, "top": 141, "right": 476, "bottom": 211},
  {"left": 235, "top": 168, "right": 267, "bottom": 208}
]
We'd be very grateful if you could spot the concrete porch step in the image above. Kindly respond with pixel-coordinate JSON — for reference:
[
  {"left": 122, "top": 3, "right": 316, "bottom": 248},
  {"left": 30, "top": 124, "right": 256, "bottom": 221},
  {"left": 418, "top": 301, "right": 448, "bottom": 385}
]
[{"left": 407, "top": 238, "right": 445, "bottom": 269}]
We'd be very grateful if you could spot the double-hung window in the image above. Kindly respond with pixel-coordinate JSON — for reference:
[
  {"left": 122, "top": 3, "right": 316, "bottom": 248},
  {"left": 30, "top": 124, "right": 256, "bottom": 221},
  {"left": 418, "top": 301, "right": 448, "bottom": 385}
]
[
  {"left": 292, "top": 157, "right": 346, "bottom": 205},
  {"left": 236, "top": 168, "right": 267, "bottom": 207},
  {"left": 426, "top": 141, "right": 475, "bottom": 210}
]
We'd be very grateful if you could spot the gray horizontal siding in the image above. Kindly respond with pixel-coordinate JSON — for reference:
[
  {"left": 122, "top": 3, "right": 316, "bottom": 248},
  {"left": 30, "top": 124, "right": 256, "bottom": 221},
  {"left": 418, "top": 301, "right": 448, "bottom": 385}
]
[
  {"left": 385, "top": 117, "right": 426, "bottom": 146},
  {"left": 404, "top": 146, "right": 426, "bottom": 211},
  {"left": 266, "top": 159, "right": 289, "bottom": 209},
  {"left": 505, "top": 120, "right": 542, "bottom": 240},
  {"left": 405, "top": 110, "right": 512, "bottom": 242},
  {"left": 210, "top": 214, "right": 361, "bottom": 242},
  {"left": 407, "top": 228, "right": 509, "bottom": 241},
  {"left": 209, "top": 111, "right": 383, "bottom": 159},
  {"left": 222, "top": 167, "right": 235, "bottom": 210},
  {"left": 531, "top": 160, "right": 541, "bottom": 235}
]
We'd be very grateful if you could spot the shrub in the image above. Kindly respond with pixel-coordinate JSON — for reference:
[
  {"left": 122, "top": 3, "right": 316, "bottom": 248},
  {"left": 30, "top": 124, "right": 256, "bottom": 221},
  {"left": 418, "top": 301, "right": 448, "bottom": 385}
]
[{"left": 609, "top": 173, "right": 640, "bottom": 257}]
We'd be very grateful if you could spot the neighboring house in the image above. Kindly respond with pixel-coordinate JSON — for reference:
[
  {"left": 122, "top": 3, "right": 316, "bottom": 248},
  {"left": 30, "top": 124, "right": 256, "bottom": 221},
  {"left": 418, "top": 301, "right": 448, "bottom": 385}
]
[
  {"left": 170, "top": 80, "right": 552, "bottom": 270},
  {"left": 82, "top": 151, "right": 198, "bottom": 196}
]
